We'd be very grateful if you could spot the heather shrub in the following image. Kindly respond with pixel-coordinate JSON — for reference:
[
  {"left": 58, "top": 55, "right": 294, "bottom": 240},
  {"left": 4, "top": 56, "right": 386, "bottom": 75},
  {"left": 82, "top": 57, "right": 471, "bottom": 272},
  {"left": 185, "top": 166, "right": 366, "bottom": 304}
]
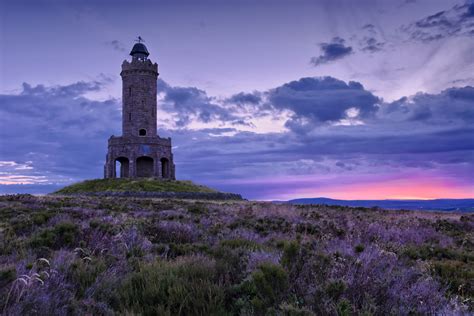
[
  {"left": 30, "top": 222, "right": 80, "bottom": 249},
  {"left": 0, "top": 195, "right": 470, "bottom": 314},
  {"left": 279, "top": 303, "right": 315, "bottom": 316},
  {"left": 148, "top": 220, "right": 199, "bottom": 244},
  {"left": 89, "top": 219, "right": 116, "bottom": 234},
  {"left": 280, "top": 240, "right": 300, "bottom": 269},
  {"left": 68, "top": 257, "right": 107, "bottom": 298},
  {"left": 212, "top": 241, "right": 251, "bottom": 284},
  {"left": 116, "top": 256, "right": 226, "bottom": 315},
  {"left": 167, "top": 242, "right": 210, "bottom": 258},
  {"left": 432, "top": 260, "right": 473, "bottom": 299},
  {"left": 354, "top": 244, "right": 365, "bottom": 253},
  {"left": 187, "top": 202, "right": 208, "bottom": 214},
  {"left": 326, "top": 279, "right": 346, "bottom": 301},
  {"left": 244, "top": 263, "right": 289, "bottom": 314},
  {"left": 0, "top": 227, "right": 22, "bottom": 255},
  {"left": 220, "top": 238, "right": 261, "bottom": 251}
]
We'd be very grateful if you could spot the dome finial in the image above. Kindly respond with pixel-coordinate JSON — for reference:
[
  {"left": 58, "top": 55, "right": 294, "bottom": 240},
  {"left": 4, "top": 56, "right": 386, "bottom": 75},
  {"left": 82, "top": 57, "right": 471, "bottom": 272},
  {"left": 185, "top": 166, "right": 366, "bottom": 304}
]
[{"left": 130, "top": 36, "right": 149, "bottom": 60}]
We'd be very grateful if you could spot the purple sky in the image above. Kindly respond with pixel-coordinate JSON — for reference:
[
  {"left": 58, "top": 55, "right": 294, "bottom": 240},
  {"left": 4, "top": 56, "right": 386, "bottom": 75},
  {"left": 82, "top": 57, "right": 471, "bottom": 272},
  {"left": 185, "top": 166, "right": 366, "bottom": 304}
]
[{"left": 1, "top": 0, "right": 473, "bottom": 199}]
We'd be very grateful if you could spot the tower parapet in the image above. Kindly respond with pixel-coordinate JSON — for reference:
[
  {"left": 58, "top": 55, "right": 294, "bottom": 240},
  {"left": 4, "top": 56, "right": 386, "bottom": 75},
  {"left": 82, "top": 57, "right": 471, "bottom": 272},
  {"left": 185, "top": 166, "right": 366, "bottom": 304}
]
[{"left": 104, "top": 39, "right": 176, "bottom": 179}]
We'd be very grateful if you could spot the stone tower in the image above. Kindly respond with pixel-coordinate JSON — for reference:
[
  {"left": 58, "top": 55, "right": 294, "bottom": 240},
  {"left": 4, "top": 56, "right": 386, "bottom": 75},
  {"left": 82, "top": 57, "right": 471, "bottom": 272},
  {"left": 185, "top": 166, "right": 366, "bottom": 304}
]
[{"left": 104, "top": 40, "right": 175, "bottom": 179}]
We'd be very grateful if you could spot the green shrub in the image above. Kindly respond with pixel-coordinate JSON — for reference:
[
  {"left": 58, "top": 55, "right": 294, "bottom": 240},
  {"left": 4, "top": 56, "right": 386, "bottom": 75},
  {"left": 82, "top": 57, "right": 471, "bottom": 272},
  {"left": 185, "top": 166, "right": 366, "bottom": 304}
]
[
  {"left": 168, "top": 242, "right": 210, "bottom": 258},
  {"left": 432, "top": 260, "right": 473, "bottom": 298},
  {"left": 89, "top": 219, "right": 116, "bottom": 234},
  {"left": 281, "top": 240, "right": 299, "bottom": 269},
  {"left": 326, "top": 280, "right": 346, "bottom": 301},
  {"left": 280, "top": 303, "right": 315, "bottom": 316},
  {"left": 187, "top": 203, "right": 208, "bottom": 214},
  {"left": 212, "top": 242, "right": 249, "bottom": 285},
  {"left": 0, "top": 266, "right": 16, "bottom": 288},
  {"left": 69, "top": 258, "right": 107, "bottom": 298},
  {"left": 116, "top": 256, "right": 227, "bottom": 315},
  {"left": 250, "top": 263, "right": 289, "bottom": 313},
  {"left": 32, "top": 211, "right": 55, "bottom": 225},
  {"left": 402, "top": 245, "right": 470, "bottom": 261},
  {"left": 220, "top": 238, "right": 261, "bottom": 251},
  {"left": 336, "top": 299, "right": 352, "bottom": 316},
  {"left": 355, "top": 244, "right": 365, "bottom": 253},
  {"left": 30, "top": 222, "right": 80, "bottom": 249}
]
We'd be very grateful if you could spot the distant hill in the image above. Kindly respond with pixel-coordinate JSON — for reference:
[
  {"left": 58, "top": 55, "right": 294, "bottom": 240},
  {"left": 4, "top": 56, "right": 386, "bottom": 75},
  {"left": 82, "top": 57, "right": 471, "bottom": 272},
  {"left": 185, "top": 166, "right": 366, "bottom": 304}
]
[{"left": 285, "top": 197, "right": 474, "bottom": 212}]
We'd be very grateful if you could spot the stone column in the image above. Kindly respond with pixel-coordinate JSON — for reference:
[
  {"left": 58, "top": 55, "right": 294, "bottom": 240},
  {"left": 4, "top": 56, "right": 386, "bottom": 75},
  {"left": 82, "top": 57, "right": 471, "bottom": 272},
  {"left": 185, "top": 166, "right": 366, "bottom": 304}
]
[
  {"left": 129, "top": 156, "right": 136, "bottom": 178},
  {"left": 155, "top": 158, "right": 162, "bottom": 178}
]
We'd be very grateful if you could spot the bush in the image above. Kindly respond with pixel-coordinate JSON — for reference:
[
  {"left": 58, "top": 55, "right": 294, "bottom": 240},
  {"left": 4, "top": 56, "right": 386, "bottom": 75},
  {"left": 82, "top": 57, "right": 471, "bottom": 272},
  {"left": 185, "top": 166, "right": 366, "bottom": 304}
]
[
  {"left": 30, "top": 222, "right": 80, "bottom": 249},
  {"left": 326, "top": 280, "right": 346, "bottom": 301},
  {"left": 355, "top": 244, "right": 365, "bottom": 253},
  {"left": 220, "top": 238, "right": 261, "bottom": 251},
  {"left": 432, "top": 260, "right": 473, "bottom": 299},
  {"left": 250, "top": 263, "right": 289, "bottom": 313},
  {"left": 116, "top": 256, "right": 227, "bottom": 315},
  {"left": 68, "top": 258, "right": 107, "bottom": 298},
  {"left": 281, "top": 240, "right": 299, "bottom": 269}
]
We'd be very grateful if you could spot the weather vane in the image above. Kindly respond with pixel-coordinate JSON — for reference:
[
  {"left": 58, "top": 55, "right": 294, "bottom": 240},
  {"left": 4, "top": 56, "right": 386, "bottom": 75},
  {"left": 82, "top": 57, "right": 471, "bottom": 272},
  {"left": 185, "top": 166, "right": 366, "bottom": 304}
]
[{"left": 136, "top": 36, "right": 144, "bottom": 43}]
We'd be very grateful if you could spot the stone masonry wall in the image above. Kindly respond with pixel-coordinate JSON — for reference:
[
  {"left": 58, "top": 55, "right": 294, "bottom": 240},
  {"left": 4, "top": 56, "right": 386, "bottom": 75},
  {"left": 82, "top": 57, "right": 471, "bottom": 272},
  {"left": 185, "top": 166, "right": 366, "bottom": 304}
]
[{"left": 104, "top": 50, "right": 176, "bottom": 180}]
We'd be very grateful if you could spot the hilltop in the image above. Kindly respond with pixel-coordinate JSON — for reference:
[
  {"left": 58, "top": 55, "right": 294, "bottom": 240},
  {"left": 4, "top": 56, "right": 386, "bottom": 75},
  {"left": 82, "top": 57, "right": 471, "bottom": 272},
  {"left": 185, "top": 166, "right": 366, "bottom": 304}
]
[
  {"left": 54, "top": 178, "right": 218, "bottom": 194},
  {"left": 52, "top": 178, "right": 243, "bottom": 200},
  {"left": 0, "top": 194, "right": 472, "bottom": 315}
]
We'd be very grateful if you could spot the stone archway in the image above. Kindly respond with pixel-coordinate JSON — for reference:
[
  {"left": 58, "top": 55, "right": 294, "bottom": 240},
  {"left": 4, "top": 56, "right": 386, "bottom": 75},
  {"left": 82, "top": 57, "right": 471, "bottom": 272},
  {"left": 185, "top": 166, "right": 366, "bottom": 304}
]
[
  {"left": 136, "top": 156, "right": 154, "bottom": 177},
  {"left": 115, "top": 157, "right": 129, "bottom": 178},
  {"left": 161, "top": 158, "right": 170, "bottom": 179}
]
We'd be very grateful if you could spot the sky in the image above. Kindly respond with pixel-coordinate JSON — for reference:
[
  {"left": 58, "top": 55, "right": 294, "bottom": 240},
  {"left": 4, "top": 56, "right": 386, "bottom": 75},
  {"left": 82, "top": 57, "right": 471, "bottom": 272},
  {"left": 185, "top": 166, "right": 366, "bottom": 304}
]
[{"left": 0, "top": 0, "right": 473, "bottom": 200}]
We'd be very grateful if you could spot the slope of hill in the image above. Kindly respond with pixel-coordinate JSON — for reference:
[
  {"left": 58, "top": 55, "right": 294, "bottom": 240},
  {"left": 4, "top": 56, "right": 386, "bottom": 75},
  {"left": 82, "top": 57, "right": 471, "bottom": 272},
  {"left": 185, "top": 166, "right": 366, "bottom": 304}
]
[
  {"left": 287, "top": 197, "right": 474, "bottom": 212},
  {"left": 53, "top": 178, "right": 218, "bottom": 194},
  {"left": 0, "top": 194, "right": 472, "bottom": 314}
]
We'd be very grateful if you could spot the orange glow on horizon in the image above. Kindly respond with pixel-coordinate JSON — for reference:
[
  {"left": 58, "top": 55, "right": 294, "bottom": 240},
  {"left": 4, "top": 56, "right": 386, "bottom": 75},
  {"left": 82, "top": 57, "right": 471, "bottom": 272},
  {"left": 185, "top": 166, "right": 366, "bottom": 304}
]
[{"left": 286, "top": 178, "right": 474, "bottom": 200}]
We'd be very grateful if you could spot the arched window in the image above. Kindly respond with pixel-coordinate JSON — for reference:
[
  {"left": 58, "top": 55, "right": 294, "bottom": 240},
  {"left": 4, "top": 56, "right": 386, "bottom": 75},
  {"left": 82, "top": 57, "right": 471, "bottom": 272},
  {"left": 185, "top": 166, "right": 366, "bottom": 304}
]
[
  {"left": 139, "top": 129, "right": 147, "bottom": 136},
  {"left": 161, "top": 158, "right": 170, "bottom": 179},
  {"left": 114, "top": 157, "right": 129, "bottom": 178}
]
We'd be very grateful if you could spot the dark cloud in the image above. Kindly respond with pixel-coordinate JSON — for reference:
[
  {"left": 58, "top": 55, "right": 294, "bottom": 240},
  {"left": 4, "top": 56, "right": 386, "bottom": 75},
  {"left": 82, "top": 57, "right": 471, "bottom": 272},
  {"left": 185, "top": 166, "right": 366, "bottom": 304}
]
[
  {"left": 403, "top": 1, "right": 474, "bottom": 42},
  {"left": 381, "top": 86, "right": 474, "bottom": 124},
  {"left": 268, "top": 77, "right": 380, "bottom": 127},
  {"left": 157, "top": 79, "right": 249, "bottom": 127},
  {"left": 226, "top": 92, "right": 262, "bottom": 106},
  {"left": 310, "top": 37, "right": 353, "bottom": 66},
  {"left": 107, "top": 40, "right": 126, "bottom": 52}
]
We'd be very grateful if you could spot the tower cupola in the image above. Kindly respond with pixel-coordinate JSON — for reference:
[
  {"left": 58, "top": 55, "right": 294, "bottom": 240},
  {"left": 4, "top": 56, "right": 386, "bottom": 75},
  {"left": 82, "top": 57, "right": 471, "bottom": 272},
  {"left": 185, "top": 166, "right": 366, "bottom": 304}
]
[{"left": 130, "top": 38, "right": 149, "bottom": 61}]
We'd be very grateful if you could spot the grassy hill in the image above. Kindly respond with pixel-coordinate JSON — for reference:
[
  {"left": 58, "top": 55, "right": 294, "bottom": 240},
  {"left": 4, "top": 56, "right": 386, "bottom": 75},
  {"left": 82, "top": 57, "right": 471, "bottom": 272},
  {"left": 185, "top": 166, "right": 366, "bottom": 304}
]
[{"left": 53, "top": 178, "right": 218, "bottom": 194}]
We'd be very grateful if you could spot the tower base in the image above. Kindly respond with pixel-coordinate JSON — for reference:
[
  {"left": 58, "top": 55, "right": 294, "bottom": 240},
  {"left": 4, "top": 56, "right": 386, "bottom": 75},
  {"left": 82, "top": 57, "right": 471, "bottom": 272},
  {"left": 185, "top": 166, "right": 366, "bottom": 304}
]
[{"left": 104, "top": 135, "right": 175, "bottom": 179}]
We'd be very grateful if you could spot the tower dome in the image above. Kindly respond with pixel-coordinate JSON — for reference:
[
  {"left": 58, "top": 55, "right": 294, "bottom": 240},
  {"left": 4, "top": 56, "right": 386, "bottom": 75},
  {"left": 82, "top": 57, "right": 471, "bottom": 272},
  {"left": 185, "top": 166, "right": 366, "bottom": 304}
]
[{"left": 130, "top": 42, "right": 149, "bottom": 60}]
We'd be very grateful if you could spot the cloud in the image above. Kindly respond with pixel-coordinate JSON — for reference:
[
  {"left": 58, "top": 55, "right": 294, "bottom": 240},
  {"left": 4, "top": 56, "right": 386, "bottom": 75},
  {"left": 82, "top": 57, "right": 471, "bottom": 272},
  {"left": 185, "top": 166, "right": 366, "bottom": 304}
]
[
  {"left": 310, "top": 37, "right": 353, "bottom": 66},
  {"left": 1, "top": 77, "right": 473, "bottom": 199},
  {"left": 403, "top": 1, "right": 474, "bottom": 42},
  {"left": 268, "top": 77, "right": 380, "bottom": 128},
  {"left": 107, "top": 40, "right": 126, "bottom": 52},
  {"left": 157, "top": 79, "right": 250, "bottom": 127},
  {"left": 380, "top": 86, "right": 474, "bottom": 125},
  {"left": 225, "top": 92, "right": 262, "bottom": 106},
  {"left": 359, "top": 24, "right": 385, "bottom": 53},
  {"left": 0, "top": 79, "right": 121, "bottom": 187}
]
